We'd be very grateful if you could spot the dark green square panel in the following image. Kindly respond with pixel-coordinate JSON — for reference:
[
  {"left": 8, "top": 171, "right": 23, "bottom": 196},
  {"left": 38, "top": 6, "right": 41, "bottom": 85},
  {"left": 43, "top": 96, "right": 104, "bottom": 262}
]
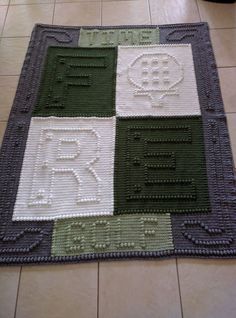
[
  {"left": 33, "top": 47, "right": 117, "bottom": 117},
  {"left": 114, "top": 116, "right": 210, "bottom": 214}
]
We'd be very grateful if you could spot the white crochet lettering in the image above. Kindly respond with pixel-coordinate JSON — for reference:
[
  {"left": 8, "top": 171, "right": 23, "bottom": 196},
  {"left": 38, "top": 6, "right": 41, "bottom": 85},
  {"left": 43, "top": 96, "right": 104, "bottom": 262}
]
[
  {"left": 116, "top": 44, "right": 201, "bottom": 117},
  {"left": 28, "top": 128, "right": 101, "bottom": 207},
  {"left": 13, "top": 117, "right": 115, "bottom": 220},
  {"left": 128, "top": 53, "right": 184, "bottom": 107},
  {"left": 57, "top": 138, "right": 80, "bottom": 160}
]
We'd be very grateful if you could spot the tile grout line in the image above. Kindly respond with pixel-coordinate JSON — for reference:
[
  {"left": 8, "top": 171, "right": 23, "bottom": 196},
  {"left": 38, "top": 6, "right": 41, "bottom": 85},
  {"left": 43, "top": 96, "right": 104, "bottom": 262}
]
[
  {"left": 2, "top": 2, "right": 62, "bottom": 6},
  {"left": 5, "top": 1, "right": 56, "bottom": 5},
  {"left": 0, "top": 74, "right": 19, "bottom": 76},
  {"left": 97, "top": 262, "right": 100, "bottom": 318},
  {"left": 0, "top": 74, "right": 23, "bottom": 76},
  {"left": 100, "top": 0, "right": 102, "bottom": 27},
  {"left": 13, "top": 266, "right": 22, "bottom": 318},
  {"left": 52, "top": 0, "right": 56, "bottom": 25},
  {"left": 218, "top": 66, "right": 236, "bottom": 69},
  {"left": 175, "top": 258, "right": 184, "bottom": 318},
  {"left": 195, "top": 0, "right": 202, "bottom": 22},
  {"left": 211, "top": 27, "right": 236, "bottom": 30},
  {"left": 0, "top": 36, "right": 31, "bottom": 38},
  {"left": 0, "top": 0, "right": 9, "bottom": 37},
  {"left": 147, "top": 0, "right": 152, "bottom": 25}
]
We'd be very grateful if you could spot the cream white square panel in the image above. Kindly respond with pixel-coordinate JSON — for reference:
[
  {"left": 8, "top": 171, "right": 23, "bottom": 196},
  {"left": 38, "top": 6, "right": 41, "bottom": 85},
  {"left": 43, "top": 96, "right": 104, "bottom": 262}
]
[
  {"left": 116, "top": 44, "right": 201, "bottom": 117},
  {"left": 13, "top": 117, "right": 116, "bottom": 220}
]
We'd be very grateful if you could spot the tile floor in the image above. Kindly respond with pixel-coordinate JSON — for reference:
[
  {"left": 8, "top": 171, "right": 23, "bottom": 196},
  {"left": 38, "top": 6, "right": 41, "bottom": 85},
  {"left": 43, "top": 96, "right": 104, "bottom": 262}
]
[{"left": 0, "top": 0, "right": 236, "bottom": 317}]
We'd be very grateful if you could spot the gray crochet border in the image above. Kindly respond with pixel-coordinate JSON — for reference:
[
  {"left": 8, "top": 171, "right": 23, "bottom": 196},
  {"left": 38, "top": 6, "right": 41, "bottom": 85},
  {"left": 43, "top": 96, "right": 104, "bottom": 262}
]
[{"left": 0, "top": 23, "right": 235, "bottom": 265}]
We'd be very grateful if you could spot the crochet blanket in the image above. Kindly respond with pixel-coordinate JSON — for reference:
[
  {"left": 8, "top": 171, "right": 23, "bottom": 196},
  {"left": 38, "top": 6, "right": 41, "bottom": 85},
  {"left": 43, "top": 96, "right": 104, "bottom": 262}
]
[{"left": 0, "top": 23, "right": 236, "bottom": 265}]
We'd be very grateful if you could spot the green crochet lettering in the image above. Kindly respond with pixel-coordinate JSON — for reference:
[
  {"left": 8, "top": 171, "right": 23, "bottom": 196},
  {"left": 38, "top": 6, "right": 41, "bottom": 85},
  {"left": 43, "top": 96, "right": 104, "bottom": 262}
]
[
  {"left": 51, "top": 214, "right": 173, "bottom": 256},
  {"left": 79, "top": 28, "right": 159, "bottom": 47}
]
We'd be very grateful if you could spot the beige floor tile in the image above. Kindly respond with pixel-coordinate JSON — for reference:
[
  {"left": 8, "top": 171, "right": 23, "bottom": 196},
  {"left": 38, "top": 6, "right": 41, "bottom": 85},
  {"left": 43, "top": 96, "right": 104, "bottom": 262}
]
[
  {"left": 178, "top": 259, "right": 236, "bottom": 318},
  {"left": 102, "top": 0, "right": 150, "bottom": 26},
  {"left": 197, "top": 0, "right": 236, "bottom": 29},
  {"left": 0, "top": 6, "right": 7, "bottom": 34},
  {"left": 0, "top": 76, "right": 19, "bottom": 121},
  {"left": 0, "top": 267, "right": 21, "bottom": 318},
  {"left": 103, "top": 0, "right": 137, "bottom": 1},
  {"left": 56, "top": 0, "right": 100, "bottom": 3},
  {"left": 0, "top": 121, "right": 7, "bottom": 145},
  {"left": 54, "top": 2, "right": 101, "bottom": 26},
  {"left": 149, "top": 0, "right": 200, "bottom": 25},
  {"left": 211, "top": 29, "right": 236, "bottom": 67},
  {"left": 0, "top": 37, "right": 29, "bottom": 75},
  {"left": 227, "top": 113, "right": 236, "bottom": 166},
  {"left": 3, "top": 4, "right": 53, "bottom": 37},
  {"left": 218, "top": 68, "right": 236, "bottom": 113},
  {"left": 99, "top": 260, "right": 182, "bottom": 318},
  {"left": 10, "top": 0, "right": 54, "bottom": 4},
  {"left": 16, "top": 264, "right": 98, "bottom": 318},
  {"left": 0, "top": 0, "right": 8, "bottom": 5}
]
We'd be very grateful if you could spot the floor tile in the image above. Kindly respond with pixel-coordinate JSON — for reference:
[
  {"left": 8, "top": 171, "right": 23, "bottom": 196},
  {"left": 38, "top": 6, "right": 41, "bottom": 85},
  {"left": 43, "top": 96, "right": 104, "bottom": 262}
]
[
  {"left": 16, "top": 264, "right": 98, "bottom": 318},
  {"left": 56, "top": 0, "right": 100, "bottom": 3},
  {"left": 178, "top": 259, "right": 236, "bottom": 318},
  {"left": 103, "top": 0, "right": 137, "bottom": 2},
  {"left": 227, "top": 113, "right": 236, "bottom": 166},
  {"left": 0, "top": 121, "right": 7, "bottom": 145},
  {"left": 0, "top": 37, "right": 29, "bottom": 75},
  {"left": 54, "top": 2, "right": 101, "bottom": 26},
  {"left": 149, "top": 0, "right": 200, "bottom": 25},
  {"left": 0, "top": 0, "right": 8, "bottom": 5},
  {"left": 197, "top": 0, "right": 236, "bottom": 29},
  {"left": 102, "top": 0, "right": 150, "bottom": 26},
  {"left": 0, "top": 267, "right": 21, "bottom": 318},
  {"left": 211, "top": 29, "right": 236, "bottom": 67},
  {"left": 3, "top": 4, "right": 53, "bottom": 37},
  {"left": 0, "top": 76, "right": 19, "bottom": 121},
  {"left": 10, "top": 0, "right": 54, "bottom": 4},
  {"left": 103, "top": 0, "right": 138, "bottom": 1},
  {"left": 99, "top": 260, "right": 182, "bottom": 318},
  {"left": 218, "top": 68, "right": 236, "bottom": 113},
  {"left": 101, "top": 0, "right": 138, "bottom": 2},
  {"left": 0, "top": 6, "right": 7, "bottom": 34}
]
